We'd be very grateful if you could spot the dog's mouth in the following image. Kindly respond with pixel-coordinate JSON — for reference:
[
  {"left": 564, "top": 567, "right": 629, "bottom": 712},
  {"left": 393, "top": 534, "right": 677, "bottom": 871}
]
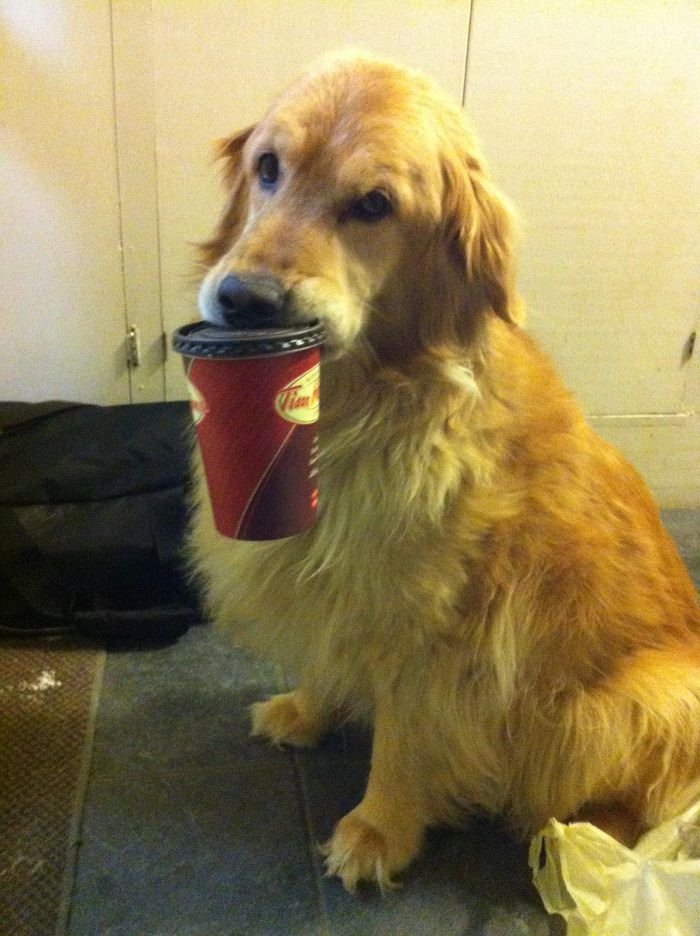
[
  {"left": 201, "top": 271, "right": 323, "bottom": 328},
  {"left": 208, "top": 273, "right": 291, "bottom": 328},
  {"left": 199, "top": 269, "right": 360, "bottom": 361}
]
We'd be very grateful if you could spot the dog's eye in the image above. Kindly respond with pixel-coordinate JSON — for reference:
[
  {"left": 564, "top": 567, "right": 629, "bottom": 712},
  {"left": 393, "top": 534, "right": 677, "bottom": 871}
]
[
  {"left": 257, "top": 152, "right": 280, "bottom": 188},
  {"left": 348, "top": 190, "right": 392, "bottom": 222}
]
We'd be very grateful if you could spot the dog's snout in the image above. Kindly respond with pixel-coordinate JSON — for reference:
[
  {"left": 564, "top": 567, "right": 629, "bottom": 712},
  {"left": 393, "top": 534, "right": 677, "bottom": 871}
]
[{"left": 216, "top": 274, "right": 287, "bottom": 327}]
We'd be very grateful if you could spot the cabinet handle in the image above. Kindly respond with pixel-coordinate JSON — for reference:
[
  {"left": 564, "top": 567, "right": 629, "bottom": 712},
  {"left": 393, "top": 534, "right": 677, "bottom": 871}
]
[{"left": 126, "top": 324, "right": 141, "bottom": 368}]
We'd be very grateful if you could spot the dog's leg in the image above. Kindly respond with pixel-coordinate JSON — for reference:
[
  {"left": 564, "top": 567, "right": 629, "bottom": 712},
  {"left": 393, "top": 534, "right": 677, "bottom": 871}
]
[
  {"left": 250, "top": 688, "right": 330, "bottom": 748},
  {"left": 323, "top": 705, "right": 427, "bottom": 891}
]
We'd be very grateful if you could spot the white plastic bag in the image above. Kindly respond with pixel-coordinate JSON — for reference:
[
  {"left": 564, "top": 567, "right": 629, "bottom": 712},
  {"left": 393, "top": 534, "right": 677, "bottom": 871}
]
[{"left": 530, "top": 799, "right": 700, "bottom": 935}]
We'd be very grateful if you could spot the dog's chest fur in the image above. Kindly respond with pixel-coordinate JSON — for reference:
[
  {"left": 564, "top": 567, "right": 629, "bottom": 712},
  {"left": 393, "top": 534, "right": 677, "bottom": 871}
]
[{"left": 191, "top": 359, "right": 504, "bottom": 713}]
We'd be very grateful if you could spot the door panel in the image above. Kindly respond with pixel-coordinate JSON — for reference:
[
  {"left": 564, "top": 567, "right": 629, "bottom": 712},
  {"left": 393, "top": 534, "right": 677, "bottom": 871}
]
[{"left": 0, "top": 0, "right": 130, "bottom": 405}]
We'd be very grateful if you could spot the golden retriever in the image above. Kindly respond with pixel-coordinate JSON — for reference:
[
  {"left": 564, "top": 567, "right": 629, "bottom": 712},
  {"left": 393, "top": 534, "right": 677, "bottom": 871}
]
[{"left": 191, "top": 51, "right": 700, "bottom": 891}]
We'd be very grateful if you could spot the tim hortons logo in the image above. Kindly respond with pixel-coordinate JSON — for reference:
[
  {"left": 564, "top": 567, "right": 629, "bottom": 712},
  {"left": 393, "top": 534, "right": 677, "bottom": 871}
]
[
  {"left": 275, "top": 363, "right": 320, "bottom": 425},
  {"left": 186, "top": 379, "right": 208, "bottom": 425}
]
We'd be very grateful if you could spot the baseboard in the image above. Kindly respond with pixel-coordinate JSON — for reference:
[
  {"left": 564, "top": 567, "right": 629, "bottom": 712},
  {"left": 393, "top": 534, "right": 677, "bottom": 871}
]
[{"left": 589, "top": 413, "right": 700, "bottom": 508}]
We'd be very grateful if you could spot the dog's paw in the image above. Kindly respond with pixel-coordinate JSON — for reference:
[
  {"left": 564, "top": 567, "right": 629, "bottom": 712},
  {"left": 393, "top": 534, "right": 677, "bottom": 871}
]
[
  {"left": 250, "top": 691, "right": 326, "bottom": 748},
  {"left": 322, "top": 810, "right": 419, "bottom": 893}
]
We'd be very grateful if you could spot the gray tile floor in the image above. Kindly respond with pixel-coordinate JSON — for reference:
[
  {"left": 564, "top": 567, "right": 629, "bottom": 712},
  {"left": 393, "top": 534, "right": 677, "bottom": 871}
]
[{"left": 66, "top": 510, "right": 699, "bottom": 936}]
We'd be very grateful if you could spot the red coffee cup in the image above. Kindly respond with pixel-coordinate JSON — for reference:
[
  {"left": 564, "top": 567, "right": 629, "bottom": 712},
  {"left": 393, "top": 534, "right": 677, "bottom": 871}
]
[{"left": 172, "top": 321, "right": 325, "bottom": 540}]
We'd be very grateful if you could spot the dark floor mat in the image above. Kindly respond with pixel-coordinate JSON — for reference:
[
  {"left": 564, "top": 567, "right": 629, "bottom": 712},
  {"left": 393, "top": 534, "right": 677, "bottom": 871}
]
[{"left": 0, "top": 640, "right": 104, "bottom": 936}]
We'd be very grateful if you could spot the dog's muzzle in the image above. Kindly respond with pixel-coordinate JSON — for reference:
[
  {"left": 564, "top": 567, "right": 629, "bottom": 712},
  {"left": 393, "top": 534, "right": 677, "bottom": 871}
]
[{"left": 211, "top": 273, "right": 289, "bottom": 328}]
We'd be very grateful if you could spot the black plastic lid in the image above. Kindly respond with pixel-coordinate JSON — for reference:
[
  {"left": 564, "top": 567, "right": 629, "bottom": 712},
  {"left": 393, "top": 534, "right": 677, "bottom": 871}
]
[{"left": 172, "top": 321, "right": 326, "bottom": 360}]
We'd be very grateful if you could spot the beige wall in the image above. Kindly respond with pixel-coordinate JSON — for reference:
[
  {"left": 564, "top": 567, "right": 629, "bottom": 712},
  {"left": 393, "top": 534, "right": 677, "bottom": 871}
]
[
  {"left": 466, "top": 0, "right": 699, "bottom": 417},
  {"left": 1, "top": 1, "right": 698, "bottom": 504},
  {"left": 465, "top": 0, "right": 700, "bottom": 506}
]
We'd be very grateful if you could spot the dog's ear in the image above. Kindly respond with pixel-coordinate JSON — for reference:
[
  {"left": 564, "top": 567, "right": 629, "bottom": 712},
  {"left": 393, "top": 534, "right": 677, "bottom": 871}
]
[
  {"left": 198, "top": 125, "right": 256, "bottom": 269},
  {"left": 216, "top": 125, "right": 256, "bottom": 188},
  {"left": 442, "top": 150, "right": 519, "bottom": 325}
]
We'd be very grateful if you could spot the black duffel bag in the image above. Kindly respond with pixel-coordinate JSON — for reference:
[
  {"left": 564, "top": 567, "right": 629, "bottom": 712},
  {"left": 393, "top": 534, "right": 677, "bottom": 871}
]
[{"left": 0, "top": 401, "right": 201, "bottom": 640}]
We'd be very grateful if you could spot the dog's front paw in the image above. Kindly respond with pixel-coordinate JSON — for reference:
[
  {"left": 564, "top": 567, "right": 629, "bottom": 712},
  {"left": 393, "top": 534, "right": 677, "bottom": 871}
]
[
  {"left": 323, "top": 809, "right": 420, "bottom": 893},
  {"left": 250, "top": 690, "right": 327, "bottom": 748}
]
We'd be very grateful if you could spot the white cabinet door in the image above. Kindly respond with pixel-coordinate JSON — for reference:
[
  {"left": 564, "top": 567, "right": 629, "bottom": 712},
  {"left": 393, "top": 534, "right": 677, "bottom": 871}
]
[
  {"left": 1, "top": 0, "right": 473, "bottom": 404},
  {"left": 1, "top": 0, "right": 132, "bottom": 405}
]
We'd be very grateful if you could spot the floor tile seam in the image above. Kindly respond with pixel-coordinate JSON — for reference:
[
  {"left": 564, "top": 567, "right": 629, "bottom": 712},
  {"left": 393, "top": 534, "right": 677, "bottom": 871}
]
[
  {"left": 291, "top": 745, "right": 333, "bottom": 936},
  {"left": 280, "top": 668, "right": 333, "bottom": 935},
  {"left": 55, "top": 647, "right": 106, "bottom": 936}
]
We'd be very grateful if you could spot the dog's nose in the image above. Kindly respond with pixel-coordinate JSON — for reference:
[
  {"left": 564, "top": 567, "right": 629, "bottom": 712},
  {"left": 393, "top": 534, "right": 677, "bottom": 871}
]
[{"left": 216, "top": 274, "right": 287, "bottom": 327}]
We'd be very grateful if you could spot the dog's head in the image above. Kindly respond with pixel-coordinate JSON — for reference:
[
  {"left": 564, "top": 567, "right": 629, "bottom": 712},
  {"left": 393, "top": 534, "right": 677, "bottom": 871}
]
[{"left": 198, "top": 52, "right": 518, "bottom": 361}]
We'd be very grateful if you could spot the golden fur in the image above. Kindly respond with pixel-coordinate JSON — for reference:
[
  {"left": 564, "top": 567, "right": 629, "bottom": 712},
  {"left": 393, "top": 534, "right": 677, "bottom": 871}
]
[{"left": 191, "top": 52, "right": 700, "bottom": 891}]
